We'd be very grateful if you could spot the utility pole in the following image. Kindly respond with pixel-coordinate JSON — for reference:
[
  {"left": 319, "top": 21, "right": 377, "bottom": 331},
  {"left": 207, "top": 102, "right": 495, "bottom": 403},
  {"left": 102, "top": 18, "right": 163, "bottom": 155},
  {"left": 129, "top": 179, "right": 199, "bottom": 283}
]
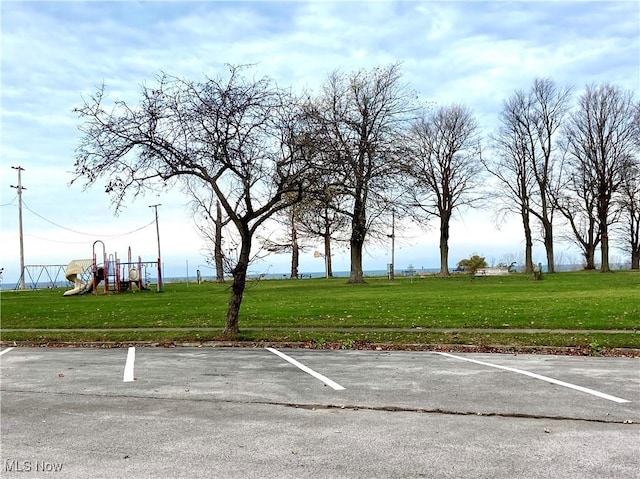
[
  {"left": 10, "top": 166, "right": 26, "bottom": 290},
  {"left": 388, "top": 208, "right": 395, "bottom": 280},
  {"left": 149, "top": 204, "right": 163, "bottom": 292}
]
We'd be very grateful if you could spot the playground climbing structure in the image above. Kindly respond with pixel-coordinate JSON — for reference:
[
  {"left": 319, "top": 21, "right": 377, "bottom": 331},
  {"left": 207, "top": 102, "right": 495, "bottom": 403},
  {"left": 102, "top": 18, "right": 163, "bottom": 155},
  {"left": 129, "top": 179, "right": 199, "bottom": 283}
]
[{"left": 63, "top": 240, "right": 158, "bottom": 295}]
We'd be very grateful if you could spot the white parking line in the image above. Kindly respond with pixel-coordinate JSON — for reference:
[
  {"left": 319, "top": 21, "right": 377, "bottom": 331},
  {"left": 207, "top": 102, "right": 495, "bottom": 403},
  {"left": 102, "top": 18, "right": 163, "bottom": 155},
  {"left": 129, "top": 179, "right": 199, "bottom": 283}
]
[
  {"left": 436, "top": 352, "right": 630, "bottom": 403},
  {"left": 266, "top": 347, "right": 345, "bottom": 390},
  {"left": 123, "top": 347, "right": 136, "bottom": 382},
  {"left": 0, "top": 348, "right": 15, "bottom": 357}
]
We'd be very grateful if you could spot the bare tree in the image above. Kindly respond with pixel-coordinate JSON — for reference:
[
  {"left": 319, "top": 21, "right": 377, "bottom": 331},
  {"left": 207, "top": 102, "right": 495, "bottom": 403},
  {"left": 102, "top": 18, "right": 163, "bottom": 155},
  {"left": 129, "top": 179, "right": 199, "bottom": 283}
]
[
  {"left": 485, "top": 91, "right": 537, "bottom": 274},
  {"left": 562, "top": 83, "right": 638, "bottom": 272},
  {"left": 527, "top": 79, "right": 573, "bottom": 273},
  {"left": 553, "top": 158, "right": 601, "bottom": 269},
  {"left": 193, "top": 195, "right": 228, "bottom": 282},
  {"left": 72, "top": 66, "right": 312, "bottom": 337},
  {"left": 485, "top": 79, "right": 571, "bottom": 274},
  {"left": 406, "top": 104, "right": 484, "bottom": 276},
  {"left": 296, "top": 186, "right": 349, "bottom": 278},
  {"left": 305, "top": 64, "right": 415, "bottom": 283},
  {"left": 617, "top": 160, "right": 640, "bottom": 268},
  {"left": 260, "top": 203, "right": 310, "bottom": 279}
]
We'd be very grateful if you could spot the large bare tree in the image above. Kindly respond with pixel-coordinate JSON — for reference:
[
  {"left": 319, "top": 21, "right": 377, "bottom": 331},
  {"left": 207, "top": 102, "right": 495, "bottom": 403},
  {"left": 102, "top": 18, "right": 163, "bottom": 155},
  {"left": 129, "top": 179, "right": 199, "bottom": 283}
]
[
  {"left": 562, "top": 83, "right": 638, "bottom": 272},
  {"left": 617, "top": 160, "right": 640, "bottom": 268},
  {"left": 72, "top": 66, "right": 312, "bottom": 337},
  {"left": 486, "top": 79, "right": 571, "bottom": 274},
  {"left": 305, "top": 64, "right": 415, "bottom": 283},
  {"left": 406, "top": 104, "right": 484, "bottom": 276},
  {"left": 527, "top": 79, "right": 573, "bottom": 273},
  {"left": 553, "top": 159, "right": 601, "bottom": 269},
  {"left": 485, "top": 91, "right": 537, "bottom": 274}
]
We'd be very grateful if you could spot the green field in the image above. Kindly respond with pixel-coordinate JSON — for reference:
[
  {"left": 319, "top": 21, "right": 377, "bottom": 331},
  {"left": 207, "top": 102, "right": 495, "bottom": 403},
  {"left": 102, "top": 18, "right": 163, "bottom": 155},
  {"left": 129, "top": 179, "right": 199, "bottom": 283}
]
[{"left": 1, "top": 271, "right": 639, "bottom": 353}]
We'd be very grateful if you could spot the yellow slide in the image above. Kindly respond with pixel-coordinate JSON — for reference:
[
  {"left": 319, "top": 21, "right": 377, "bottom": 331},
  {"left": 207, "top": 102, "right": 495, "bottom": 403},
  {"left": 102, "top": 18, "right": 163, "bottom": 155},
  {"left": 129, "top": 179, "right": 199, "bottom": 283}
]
[{"left": 63, "top": 259, "right": 95, "bottom": 296}]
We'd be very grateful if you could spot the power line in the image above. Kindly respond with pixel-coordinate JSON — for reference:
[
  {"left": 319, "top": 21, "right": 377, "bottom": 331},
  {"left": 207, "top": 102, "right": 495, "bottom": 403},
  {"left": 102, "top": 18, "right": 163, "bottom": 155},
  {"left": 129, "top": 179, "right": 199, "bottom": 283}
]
[
  {"left": 24, "top": 233, "right": 125, "bottom": 245},
  {"left": 1, "top": 195, "right": 17, "bottom": 207},
  {"left": 21, "top": 200, "right": 155, "bottom": 237}
]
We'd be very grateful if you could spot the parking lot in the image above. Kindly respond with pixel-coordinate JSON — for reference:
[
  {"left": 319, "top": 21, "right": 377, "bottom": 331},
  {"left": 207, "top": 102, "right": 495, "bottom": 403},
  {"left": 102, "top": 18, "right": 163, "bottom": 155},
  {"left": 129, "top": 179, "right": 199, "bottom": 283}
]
[{"left": 1, "top": 347, "right": 638, "bottom": 478}]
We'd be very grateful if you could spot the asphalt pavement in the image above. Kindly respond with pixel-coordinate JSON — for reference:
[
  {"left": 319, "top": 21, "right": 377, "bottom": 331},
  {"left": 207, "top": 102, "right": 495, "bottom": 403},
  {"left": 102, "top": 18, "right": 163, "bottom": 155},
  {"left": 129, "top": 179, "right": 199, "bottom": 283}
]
[{"left": 1, "top": 347, "right": 638, "bottom": 478}]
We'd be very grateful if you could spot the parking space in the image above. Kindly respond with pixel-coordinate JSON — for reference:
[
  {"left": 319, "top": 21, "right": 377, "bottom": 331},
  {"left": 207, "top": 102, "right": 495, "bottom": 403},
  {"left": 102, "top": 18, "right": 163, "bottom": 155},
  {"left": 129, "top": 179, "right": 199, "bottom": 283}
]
[{"left": 1, "top": 347, "right": 639, "bottom": 478}]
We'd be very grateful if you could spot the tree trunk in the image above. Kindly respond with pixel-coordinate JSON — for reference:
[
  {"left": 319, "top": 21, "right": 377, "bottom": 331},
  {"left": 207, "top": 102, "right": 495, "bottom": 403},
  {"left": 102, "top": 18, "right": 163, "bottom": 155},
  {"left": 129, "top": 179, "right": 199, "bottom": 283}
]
[
  {"left": 631, "top": 248, "right": 639, "bottom": 270},
  {"left": 522, "top": 209, "right": 534, "bottom": 275},
  {"left": 600, "top": 226, "right": 611, "bottom": 272},
  {"left": 348, "top": 204, "right": 366, "bottom": 283},
  {"left": 348, "top": 196, "right": 366, "bottom": 283},
  {"left": 582, "top": 244, "right": 597, "bottom": 270},
  {"left": 349, "top": 237, "right": 364, "bottom": 283},
  {"left": 324, "top": 230, "right": 333, "bottom": 277},
  {"left": 580, "top": 219, "right": 598, "bottom": 269},
  {"left": 224, "top": 235, "right": 251, "bottom": 338},
  {"left": 214, "top": 201, "right": 225, "bottom": 283},
  {"left": 599, "top": 196, "right": 611, "bottom": 272},
  {"left": 631, "top": 217, "right": 639, "bottom": 269},
  {"left": 290, "top": 221, "right": 299, "bottom": 279},
  {"left": 439, "top": 214, "right": 450, "bottom": 276},
  {"left": 542, "top": 218, "right": 555, "bottom": 273}
]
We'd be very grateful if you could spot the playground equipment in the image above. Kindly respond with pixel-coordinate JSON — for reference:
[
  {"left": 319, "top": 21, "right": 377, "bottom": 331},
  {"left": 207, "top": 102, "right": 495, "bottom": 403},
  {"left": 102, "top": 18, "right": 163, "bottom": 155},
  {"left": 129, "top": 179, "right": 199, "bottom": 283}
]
[
  {"left": 63, "top": 240, "right": 157, "bottom": 296},
  {"left": 63, "top": 259, "right": 103, "bottom": 296}
]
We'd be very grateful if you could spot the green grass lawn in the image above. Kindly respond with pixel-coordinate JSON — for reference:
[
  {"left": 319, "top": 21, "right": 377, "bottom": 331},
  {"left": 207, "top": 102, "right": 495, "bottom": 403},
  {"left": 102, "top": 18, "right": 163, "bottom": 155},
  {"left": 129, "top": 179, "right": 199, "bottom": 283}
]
[{"left": 1, "top": 271, "right": 639, "bottom": 350}]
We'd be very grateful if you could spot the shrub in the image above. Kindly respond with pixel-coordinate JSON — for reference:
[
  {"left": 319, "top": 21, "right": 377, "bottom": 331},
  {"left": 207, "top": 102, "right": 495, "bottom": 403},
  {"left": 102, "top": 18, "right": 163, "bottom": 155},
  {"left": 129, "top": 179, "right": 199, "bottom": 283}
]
[{"left": 456, "top": 255, "right": 488, "bottom": 275}]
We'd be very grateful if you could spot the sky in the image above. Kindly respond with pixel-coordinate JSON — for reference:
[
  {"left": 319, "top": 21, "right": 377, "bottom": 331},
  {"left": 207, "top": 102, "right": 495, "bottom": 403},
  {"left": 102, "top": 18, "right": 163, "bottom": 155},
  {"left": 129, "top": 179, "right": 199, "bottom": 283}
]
[{"left": 1, "top": 0, "right": 639, "bottom": 285}]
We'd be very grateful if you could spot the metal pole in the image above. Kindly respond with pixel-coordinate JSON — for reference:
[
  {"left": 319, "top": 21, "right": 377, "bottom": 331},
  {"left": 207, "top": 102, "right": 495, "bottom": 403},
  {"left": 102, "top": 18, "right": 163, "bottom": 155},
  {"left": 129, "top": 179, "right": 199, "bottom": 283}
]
[
  {"left": 390, "top": 208, "right": 395, "bottom": 280},
  {"left": 149, "top": 204, "right": 162, "bottom": 292},
  {"left": 10, "top": 166, "right": 26, "bottom": 290}
]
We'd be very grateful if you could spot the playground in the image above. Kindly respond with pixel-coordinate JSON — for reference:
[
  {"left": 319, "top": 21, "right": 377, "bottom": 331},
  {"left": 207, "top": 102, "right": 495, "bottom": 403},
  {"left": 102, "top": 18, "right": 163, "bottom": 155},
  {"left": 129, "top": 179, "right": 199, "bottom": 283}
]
[
  {"left": 10, "top": 240, "right": 160, "bottom": 295},
  {"left": 62, "top": 241, "right": 160, "bottom": 296}
]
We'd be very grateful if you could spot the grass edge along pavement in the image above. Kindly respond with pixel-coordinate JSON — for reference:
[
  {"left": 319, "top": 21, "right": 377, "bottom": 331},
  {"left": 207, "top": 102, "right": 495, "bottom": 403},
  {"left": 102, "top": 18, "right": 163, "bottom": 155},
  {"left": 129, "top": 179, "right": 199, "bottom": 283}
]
[
  {"left": 2, "top": 330, "right": 639, "bottom": 357},
  {"left": 1, "top": 271, "right": 638, "bottom": 355}
]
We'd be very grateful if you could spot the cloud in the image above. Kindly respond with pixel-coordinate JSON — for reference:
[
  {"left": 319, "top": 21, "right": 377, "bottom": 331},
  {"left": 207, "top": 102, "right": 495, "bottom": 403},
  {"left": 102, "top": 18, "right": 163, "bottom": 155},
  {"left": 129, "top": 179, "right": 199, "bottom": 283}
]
[{"left": 1, "top": 0, "right": 638, "bottom": 282}]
